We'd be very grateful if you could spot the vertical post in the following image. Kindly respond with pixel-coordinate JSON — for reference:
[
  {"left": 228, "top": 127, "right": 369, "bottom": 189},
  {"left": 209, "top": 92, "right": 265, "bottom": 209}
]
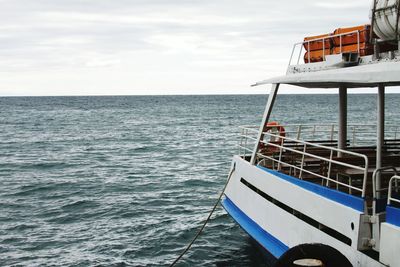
[
  {"left": 330, "top": 124, "right": 335, "bottom": 141},
  {"left": 338, "top": 85, "right": 347, "bottom": 157},
  {"left": 370, "top": 0, "right": 377, "bottom": 43},
  {"left": 395, "top": 0, "right": 400, "bottom": 43},
  {"left": 250, "top": 84, "right": 280, "bottom": 165},
  {"left": 376, "top": 84, "right": 385, "bottom": 197}
]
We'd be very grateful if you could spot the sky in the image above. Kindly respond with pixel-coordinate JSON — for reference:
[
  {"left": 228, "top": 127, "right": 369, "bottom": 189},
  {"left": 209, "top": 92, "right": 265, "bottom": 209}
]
[{"left": 0, "top": 0, "right": 396, "bottom": 96}]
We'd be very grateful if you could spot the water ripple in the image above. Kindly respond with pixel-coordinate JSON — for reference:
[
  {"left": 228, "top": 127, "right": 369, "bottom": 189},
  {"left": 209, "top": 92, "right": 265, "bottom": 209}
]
[{"left": 1, "top": 95, "right": 399, "bottom": 266}]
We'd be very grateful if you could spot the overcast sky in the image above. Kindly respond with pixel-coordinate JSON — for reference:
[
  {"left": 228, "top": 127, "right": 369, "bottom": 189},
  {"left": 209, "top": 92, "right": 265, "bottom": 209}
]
[{"left": 1, "top": 0, "right": 394, "bottom": 96}]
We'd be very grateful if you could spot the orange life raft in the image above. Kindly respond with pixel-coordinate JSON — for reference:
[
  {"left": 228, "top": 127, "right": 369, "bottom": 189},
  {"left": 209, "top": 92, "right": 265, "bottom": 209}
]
[{"left": 303, "top": 24, "right": 376, "bottom": 63}]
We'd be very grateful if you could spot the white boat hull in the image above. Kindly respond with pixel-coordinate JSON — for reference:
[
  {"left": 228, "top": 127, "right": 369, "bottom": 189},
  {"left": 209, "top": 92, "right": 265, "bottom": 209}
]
[{"left": 222, "top": 156, "right": 386, "bottom": 267}]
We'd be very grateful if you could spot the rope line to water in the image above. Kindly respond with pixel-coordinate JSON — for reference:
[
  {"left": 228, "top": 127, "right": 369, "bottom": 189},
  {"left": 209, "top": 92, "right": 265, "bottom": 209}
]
[{"left": 169, "top": 164, "right": 236, "bottom": 267}]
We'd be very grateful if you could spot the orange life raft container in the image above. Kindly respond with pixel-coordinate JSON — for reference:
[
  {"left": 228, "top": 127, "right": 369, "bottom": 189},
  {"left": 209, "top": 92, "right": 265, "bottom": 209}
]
[
  {"left": 303, "top": 24, "right": 377, "bottom": 63},
  {"left": 304, "top": 33, "right": 332, "bottom": 51},
  {"left": 332, "top": 25, "right": 372, "bottom": 46}
]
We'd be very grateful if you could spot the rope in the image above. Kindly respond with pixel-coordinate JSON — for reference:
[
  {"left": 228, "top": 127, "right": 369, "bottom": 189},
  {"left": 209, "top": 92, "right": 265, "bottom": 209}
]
[{"left": 169, "top": 164, "right": 236, "bottom": 267}]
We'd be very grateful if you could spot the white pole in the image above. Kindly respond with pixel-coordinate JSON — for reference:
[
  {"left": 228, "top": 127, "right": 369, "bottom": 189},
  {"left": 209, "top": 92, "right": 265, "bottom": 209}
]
[
  {"left": 338, "top": 85, "right": 347, "bottom": 157},
  {"left": 376, "top": 84, "right": 385, "bottom": 197},
  {"left": 251, "top": 83, "right": 279, "bottom": 165}
]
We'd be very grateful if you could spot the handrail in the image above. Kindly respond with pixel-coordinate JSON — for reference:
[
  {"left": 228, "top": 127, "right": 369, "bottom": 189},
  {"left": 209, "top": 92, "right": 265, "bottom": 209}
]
[
  {"left": 372, "top": 167, "right": 398, "bottom": 215},
  {"left": 263, "top": 131, "right": 368, "bottom": 161},
  {"left": 238, "top": 123, "right": 400, "bottom": 201},
  {"left": 388, "top": 176, "right": 400, "bottom": 205},
  {"left": 288, "top": 30, "right": 361, "bottom": 69},
  {"left": 258, "top": 131, "right": 369, "bottom": 196},
  {"left": 239, "top": 123, "right": 400, "bottom": 148},
  {"left": 258, "top": 141, "right": 366, "bottom": 192},
  {"left": 372, "top": 166, "right": 398, "bottom": 199},
  {"left": 240, "top": 123, "right": 399, "bottom": 128}
]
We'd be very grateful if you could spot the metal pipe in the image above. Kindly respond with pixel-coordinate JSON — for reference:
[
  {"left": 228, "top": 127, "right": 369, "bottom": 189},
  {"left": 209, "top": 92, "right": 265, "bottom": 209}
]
[
  {"left": 396, "top": 0, "right": 400, "bottom": 42},
  {"left": 372, "top": 166, "right": 397, "bottom": 201},
  {"left": 264, "top": 131, "right": 368, "bottom": 158},
  {"left": 288, "top": 44, "right": 296, "bottom": 71},
  {"left": 330, "top": 124, "right": 335, "bottom": 141},
  {"left": 376, "top": 84, "right": 385, "bottom": 196},
  {"left": 251, "top": 83, "right": 279, "bottom": 165},
  {"left": 338, "top": 85, "right": 347, "bottom": 157},
  {"left": 388, "top": 176, "right": 400, "bottom": 205},
  {"left": 297, "top": 45, "right": 303, "bottom": 65}
]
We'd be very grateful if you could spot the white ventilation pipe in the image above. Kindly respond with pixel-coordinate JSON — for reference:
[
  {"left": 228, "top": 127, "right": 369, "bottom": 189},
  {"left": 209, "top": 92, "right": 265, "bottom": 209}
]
[{"left": 370, "top": 0, "right": 400, "bottom": 41}]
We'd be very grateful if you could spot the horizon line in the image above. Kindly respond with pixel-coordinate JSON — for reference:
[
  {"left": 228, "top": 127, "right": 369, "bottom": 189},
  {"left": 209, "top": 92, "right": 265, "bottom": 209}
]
[{"left": 1, "top": 92, "right": 400, "bottom": 97}]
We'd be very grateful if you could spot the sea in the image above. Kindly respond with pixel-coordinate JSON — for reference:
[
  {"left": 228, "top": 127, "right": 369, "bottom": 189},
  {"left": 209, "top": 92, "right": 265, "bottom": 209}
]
[{"left": 1, "top": 94, "right": 400, "bottom": 267}]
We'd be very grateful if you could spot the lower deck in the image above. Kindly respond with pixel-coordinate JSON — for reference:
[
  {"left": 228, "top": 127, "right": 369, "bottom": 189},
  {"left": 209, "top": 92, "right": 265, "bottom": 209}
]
[{"left": 239, "top": 124, "right": 400, "bottom": 214}]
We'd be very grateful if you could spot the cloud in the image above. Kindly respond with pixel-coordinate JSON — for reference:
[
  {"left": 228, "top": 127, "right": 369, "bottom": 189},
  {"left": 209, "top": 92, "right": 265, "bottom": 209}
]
[
  {"left": 0, "top": 0, "right": 386, "bottom": 95},
  {"left": 314, "top": 1, "right": 368, "bottom": 9}
]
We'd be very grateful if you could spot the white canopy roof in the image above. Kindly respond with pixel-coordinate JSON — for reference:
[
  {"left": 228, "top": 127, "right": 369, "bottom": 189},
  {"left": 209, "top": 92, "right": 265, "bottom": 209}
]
[{"left": 253, "top": 61, "right": 400, "bottom": 88}]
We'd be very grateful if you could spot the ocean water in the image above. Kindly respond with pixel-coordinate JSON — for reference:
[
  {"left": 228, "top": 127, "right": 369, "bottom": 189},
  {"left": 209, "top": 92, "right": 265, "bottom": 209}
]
[{"left": 1, "top": 94, "right": 399, "bottom": 267}]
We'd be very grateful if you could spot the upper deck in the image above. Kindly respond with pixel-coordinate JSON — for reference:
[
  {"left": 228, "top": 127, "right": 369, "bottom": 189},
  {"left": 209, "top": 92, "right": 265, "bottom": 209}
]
[
  {"left": 254, "top": 60, "right": 400, "bottom": 88},
  {"left": 253, "top": 29, "right": 400, "bottom": 89}
]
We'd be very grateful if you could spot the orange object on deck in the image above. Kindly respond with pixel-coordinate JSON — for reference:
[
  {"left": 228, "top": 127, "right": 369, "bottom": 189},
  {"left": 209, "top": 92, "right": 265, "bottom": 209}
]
[
  {"left": 304, "top": 49, "right": 333, "bottom": 63},
  {"left": 332, "top": 43, "right": 373, "bottom": 56},
  {"left": 304, "top": 33, "right": 332, "bottom": 51},
  {"left": 302, "top": 24, "right": 377, "bottom": 63},
  {"left": 332, "top": 25, "right": 372, "bottom": 46}
]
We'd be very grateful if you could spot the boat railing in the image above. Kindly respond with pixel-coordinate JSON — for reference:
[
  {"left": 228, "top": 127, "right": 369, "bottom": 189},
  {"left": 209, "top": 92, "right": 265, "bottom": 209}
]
[
  {"left": 258, "top": 132, "right": 369, "bottom": 197},
  {"left": 372, "top": 167, "right": 398, "bottom": 214},
  {"left": 238, "top": 124, "right": 376, "bottom": 197},
  {"left": 287, "top": 30, "right": 361, "bottom": 72},
  {"left": 238, "top": 125, "right": 259, "bottom": 158},
  {"left": 286, "top": 123, "right": 400, "bottom": 147},
  {"left": 239, "top": 124, "right": 400, "bottom": 152},
  {"left": 388, "top": 176, "right": 400, "bottom": 206}
]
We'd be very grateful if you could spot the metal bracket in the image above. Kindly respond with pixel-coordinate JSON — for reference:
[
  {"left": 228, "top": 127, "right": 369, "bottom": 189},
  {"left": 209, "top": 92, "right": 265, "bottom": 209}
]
[
  {"left": 362, "top": 238, "right": 376, "bottom": 248},
  {"left": 358, "top": 215, "right": 374, "bottom": 250},
  {"left": 361, "top": 215, "right": 378, "bottom": 224},
  {"left": 369, "top": 215, "right": 378, "bottom": 224}
]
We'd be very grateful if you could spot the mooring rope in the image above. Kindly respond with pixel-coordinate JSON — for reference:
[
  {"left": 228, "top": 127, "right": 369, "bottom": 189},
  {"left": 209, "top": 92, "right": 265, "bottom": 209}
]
[{"left": 169, "top": 163, "right": 236, "bottom": 267}]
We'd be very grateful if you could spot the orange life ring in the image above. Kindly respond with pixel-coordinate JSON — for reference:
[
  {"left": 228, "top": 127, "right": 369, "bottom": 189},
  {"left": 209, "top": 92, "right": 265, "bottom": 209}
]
[{"left": 259, "top": 121, "right": 286, "bottom": 153}]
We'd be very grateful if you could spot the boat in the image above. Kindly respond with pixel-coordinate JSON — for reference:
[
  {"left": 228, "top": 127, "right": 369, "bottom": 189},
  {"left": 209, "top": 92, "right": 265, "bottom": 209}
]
[{"left": 222, "top": 1, "right": 400, "bottom": 266}]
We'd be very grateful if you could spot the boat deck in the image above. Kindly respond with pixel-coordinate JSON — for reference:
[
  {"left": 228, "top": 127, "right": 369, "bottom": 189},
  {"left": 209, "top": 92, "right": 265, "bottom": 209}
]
[{"left": 238, "top": 124, "right": 400, "bottom": 212}]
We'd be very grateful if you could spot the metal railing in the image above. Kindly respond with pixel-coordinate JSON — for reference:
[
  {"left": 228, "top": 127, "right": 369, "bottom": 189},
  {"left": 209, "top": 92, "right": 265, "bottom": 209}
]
[
  {"left": 287, "top": 30, "right": 361, "bottom": 69},
  {"left": 240, "top": 123, "right": 400, "bottom": 148},
  {"left": 372, "top": 167, "right": 398, "bottom": 214},
  {"left": 388, "top": 175, "right": 400, "bottom": 206},
  {"left": 238, "top": 124, "right": 373, "bottom": 197},
  {"left": 238, "top": 125, "right": 259, "bottom": 157},
  {"left": 239, "top": 123, "right": 400, "bottom": 157},
  {"left": 258, "top": 132, "right": 369, "bottom": 197}
]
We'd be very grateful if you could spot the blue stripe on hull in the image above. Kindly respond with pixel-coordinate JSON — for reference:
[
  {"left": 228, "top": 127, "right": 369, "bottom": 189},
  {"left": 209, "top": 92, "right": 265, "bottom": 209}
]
[
  {"left": 386, "top": 205, "right": 400, "bottom": 227},
  {"left": 221, "top": 196, "right": 288, "bottom": 258},
  {"left": 257, "top": 166, "right": 365, "bottom": 212}
]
